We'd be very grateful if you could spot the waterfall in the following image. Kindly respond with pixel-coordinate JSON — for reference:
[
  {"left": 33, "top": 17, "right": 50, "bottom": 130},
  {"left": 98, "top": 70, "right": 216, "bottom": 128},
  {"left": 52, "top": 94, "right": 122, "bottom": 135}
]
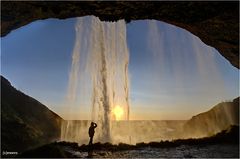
[
  {"left": 147, "top": 20, "right": 227, "bottom": 101},
  {"left": 61, "top": 16, "right": 130, "bottom": 144},
  {"left": 60, "top": 18, "right": 232, "bottom": 145}
]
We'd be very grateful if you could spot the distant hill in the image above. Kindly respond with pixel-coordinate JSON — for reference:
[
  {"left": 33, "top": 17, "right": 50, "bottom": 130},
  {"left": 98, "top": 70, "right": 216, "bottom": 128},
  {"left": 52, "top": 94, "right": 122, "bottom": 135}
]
[
  {"left": 184, "top": 97, "right": 239, "bottom": 138},
  {"left": 1, "top": 76, "right": 63, "bottom": 153}
]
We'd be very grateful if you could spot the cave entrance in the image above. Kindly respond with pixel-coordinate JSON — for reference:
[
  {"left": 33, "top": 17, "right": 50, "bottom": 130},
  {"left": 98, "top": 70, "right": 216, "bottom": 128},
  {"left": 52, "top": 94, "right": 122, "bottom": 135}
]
[
  {"left": 2, "top": 17, "right": 238, "bottom": 119},
  {"left": 1, "top": 17, "right": 239, "bottom": 143}
]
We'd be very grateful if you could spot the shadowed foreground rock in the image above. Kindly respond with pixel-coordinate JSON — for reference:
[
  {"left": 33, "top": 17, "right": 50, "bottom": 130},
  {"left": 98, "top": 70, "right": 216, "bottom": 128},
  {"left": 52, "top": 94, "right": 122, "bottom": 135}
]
[
  {"left": 1, "top": 76, "right": 63, "bottom": 154},
  {"left": 1, "top": 1, "right": 239, "bottom": 68}
]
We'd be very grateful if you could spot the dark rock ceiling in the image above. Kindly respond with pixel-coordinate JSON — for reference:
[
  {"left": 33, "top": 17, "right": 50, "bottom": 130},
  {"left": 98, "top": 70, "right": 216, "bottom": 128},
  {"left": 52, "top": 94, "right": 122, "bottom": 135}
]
[{"left": 1, "top": 1, "right": 239, "bottom": 68}]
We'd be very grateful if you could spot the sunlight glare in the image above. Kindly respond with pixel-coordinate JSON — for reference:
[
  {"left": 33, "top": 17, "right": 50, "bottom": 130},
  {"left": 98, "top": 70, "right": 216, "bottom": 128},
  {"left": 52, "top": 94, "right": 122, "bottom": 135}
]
[{"left": 113, "top": 105, "right": 124, "bottom": 120}]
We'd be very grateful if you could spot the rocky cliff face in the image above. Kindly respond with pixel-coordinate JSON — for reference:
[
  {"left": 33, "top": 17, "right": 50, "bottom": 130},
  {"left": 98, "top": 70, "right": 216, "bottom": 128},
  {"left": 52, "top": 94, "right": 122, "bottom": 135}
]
[
  {"left": 1, "top": 76, "right": 63, "bottom": 153},
  {"left": 1, "top": 1, "right": 239, "bottom": 68},
  {"left": 184, "top": 97, "right": 239, "bottom": 138}
]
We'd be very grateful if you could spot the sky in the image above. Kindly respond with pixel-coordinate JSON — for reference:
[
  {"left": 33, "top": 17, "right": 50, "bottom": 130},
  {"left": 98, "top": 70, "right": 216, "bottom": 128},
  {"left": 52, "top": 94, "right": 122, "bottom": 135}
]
[{"left": 1, "top": 17, "right": 239, "bottom": 120}]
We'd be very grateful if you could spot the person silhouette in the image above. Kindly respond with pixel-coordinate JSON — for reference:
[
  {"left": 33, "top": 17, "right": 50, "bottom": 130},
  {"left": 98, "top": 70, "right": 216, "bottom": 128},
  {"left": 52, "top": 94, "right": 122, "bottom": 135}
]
[{"left": 88, "top": 122, "right": 97, "bottom": 145}]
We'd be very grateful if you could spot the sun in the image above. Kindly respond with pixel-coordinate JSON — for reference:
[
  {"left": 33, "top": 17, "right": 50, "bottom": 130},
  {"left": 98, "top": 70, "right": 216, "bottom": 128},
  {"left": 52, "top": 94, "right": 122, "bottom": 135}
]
[{"left": 112, "top": 105, "right": 124, "bottom": 120}]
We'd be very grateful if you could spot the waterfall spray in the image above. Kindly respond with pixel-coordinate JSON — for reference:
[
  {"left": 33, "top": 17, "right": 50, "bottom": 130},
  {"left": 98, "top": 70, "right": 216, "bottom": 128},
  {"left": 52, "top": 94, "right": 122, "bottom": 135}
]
[
  {"left": 61, "top": 16, "right": 130, "bottom": 143},
  {"left": 61, "top": 18, "right": 235, "bottom": 145}
]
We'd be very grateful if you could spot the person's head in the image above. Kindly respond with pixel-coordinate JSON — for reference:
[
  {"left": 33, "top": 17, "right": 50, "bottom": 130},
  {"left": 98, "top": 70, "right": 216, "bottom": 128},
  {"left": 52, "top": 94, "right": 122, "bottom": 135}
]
[{"left": 91, "top": 122, "right": 94, "bottom": 126}]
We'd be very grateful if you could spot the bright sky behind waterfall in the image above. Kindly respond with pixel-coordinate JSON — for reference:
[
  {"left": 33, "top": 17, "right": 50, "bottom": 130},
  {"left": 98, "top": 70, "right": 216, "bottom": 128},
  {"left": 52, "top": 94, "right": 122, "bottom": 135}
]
[{"left": 1, "top": 17, "right": 239, "bottom": 120}]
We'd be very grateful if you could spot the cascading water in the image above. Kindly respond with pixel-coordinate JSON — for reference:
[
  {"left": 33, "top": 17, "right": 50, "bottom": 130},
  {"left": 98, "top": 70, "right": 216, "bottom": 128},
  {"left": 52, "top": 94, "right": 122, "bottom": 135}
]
[
  {"left": 61, "top": 18, "right": 236, "bottom": 145},
  {"left": 146, "top": 20, "right": 234, "bottom": 138},
  {"left": 61, "top": 16, "right": 130, "bottom": 144}
]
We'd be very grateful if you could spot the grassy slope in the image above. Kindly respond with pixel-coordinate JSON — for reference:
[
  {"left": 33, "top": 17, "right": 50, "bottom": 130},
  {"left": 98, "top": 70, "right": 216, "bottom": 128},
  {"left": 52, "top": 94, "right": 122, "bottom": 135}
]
[{"left": 184, "top": 97, "right": 239, "bottom": 137}]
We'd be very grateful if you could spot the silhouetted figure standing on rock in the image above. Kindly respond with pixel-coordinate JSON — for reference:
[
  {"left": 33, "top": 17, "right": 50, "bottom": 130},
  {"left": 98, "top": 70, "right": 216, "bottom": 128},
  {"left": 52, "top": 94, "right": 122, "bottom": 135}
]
[{"left": 88, "top": 122, "right": 97, "bottom": 145}]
